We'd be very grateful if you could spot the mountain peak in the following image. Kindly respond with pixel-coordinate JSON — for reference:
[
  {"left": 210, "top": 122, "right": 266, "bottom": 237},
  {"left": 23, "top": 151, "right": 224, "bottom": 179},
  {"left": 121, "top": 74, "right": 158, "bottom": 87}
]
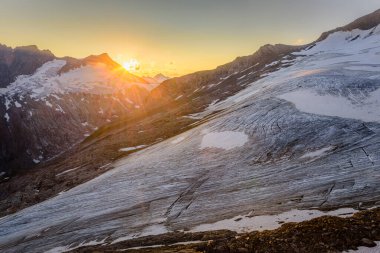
[
  {"left": 317, "top": 9, "right": 380, "bottom": 41},
  {"left": 14, "top": 45, "right": 39, "bottom": 51},
  {"left": 154, "top": 73, "right": 169, "bottom": 81},
  {"left": 13, "top": 45, "right": 54, "bottom": 56},
  {"left": 83, "top": 53, "right": 117, "bottom": 66}
]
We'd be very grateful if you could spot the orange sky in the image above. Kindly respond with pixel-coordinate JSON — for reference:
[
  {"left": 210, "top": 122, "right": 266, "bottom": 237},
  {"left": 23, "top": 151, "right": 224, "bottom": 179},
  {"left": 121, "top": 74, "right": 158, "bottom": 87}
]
[{"left": 0, "top": 0, "right": 379, "bottom": 77}]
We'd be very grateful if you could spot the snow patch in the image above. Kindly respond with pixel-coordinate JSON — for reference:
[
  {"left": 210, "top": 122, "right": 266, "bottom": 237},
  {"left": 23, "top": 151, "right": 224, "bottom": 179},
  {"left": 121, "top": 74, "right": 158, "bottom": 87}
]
[
  {"left": 301, "top": 146, "right": 333, "bottom": 159},
  {"left": 200, "top": 131, "right": 248, "bottom": 150},
  {"left": 279, "top": 89, "right": 380, "bottom": 123},
  {"left": 175, "top": 95, "right": 183, "bottom": 100},
  {"left": 119, "top": 145, "right": 147, "bottom": 152},
  {"left": 111, "top": 224, "right": 168, "bottom": 245},
  {"left": 171, "top": 136, "right": 186, "bottom": 144},
  {"left": 345, "top": 242, "right": 380, "bottom": 253},
  {"left": 55, "top": 105, "right": 65, "bottom": 113},
  {"left": 44, "top": 237, "right": 107, "bottom": 253},
  {"left": 4, "top": 98, "right": 11, "bottom": 110},
  {"left": 191, "top": 207, "right": 358, "bottom": 233},
  {"left": 56, "top": 167, "right": 80, "bottom": 177},
  {"left": 4, "top": 113, "right": 10, "bottom": 122}
]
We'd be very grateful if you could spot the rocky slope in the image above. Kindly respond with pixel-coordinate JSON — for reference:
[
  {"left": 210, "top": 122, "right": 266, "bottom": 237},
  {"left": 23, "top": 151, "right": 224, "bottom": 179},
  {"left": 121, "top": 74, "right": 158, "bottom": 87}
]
[
  {"left": 317, "top": 8, "right": 380, "bottom": 41},
  {"left": 147, "top": 44, "right": 303, "bottom": 111},
  {"left": 1, "top": 9, "right": 380, "bottom": 253}
]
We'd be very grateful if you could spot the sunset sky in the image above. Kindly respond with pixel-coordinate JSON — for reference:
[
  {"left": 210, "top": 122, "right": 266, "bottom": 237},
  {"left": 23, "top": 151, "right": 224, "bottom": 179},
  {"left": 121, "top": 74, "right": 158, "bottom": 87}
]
[{"left": 1, "top": 0, "right": 379, "bottom": 77}]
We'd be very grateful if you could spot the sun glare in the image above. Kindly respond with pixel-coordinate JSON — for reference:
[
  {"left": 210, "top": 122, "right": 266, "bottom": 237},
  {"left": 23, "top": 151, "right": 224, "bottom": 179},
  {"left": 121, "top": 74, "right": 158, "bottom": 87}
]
[{"left": 122, "top": 59, "right": 140, "bottom": 72}]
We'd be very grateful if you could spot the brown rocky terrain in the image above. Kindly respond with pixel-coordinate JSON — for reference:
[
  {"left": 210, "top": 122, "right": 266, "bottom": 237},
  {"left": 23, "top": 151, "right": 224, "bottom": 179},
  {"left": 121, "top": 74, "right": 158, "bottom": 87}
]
[{"left": 69, "top": 207, "right": 380, "bottom": 253}]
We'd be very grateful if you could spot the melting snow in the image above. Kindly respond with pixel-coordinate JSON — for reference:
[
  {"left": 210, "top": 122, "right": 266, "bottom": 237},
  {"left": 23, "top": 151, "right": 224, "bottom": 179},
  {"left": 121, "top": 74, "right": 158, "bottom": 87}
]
[
  {"left": 111, "top": 224, "right": 168, "bottom": 245},
  {"left": 55, "top": 105, "right": 65, "bottom": 113},
  {"left": 119, "top": 145, "right": 147, "bottom": 152},
  {"left": 345, "top": 242, "right": 380, "bottom": 253},
  {"left": 265, "top": 60, "right": 279, "bottom": 68},
  {"left": 44, "top": 237, "right": 107, "bottom": 253},
  {"left": 175, "top": 95, "right": 183, "bottom": 100},
  {"left": 115, "top": 241, "right": 205, "bottom": 251},
  {"left": 279, "top": 89, "right": 380, "bottom": 123},
  {"left": 4, "top": 113, "right": 10, "bottom": 122},
  {"left": 14, "top": 101, "right": 22, "bottom": 108},
  {"left": 182, "top": 113, "right": 203, "bottom": 120},
  {"left": 4, "top": 98, "right": 11, "bottom": 110},
  {"left": 300, "top": 146, "right": 333, "bottom": 159},
  {"left": 171, "top": 136, "right": 186, "bottom": 144},
  {"left": 200, "top": 131, "right": 248, "bottom": 150},
  {"left": 56, "top": 167, "right": 80, "bottom": 177},
  {"left": 51, "top": 94, "right": 61, "bottom": 100},
  {"left": 191, "top": 207, "right": 358, "bottom": 233}
]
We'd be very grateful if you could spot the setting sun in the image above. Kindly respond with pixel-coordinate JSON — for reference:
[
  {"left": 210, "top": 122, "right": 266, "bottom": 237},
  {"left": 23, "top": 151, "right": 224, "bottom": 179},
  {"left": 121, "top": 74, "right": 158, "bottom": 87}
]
[{"left": 122, "top": 59, "right": 140, "bottom": 72}]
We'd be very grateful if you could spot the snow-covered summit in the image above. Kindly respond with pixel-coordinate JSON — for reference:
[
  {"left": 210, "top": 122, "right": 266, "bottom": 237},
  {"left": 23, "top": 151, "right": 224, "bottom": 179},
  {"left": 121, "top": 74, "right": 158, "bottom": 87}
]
[
  {"left": 0, "top": 50, "right": 153, "bottom": 174},
  {"left": 0, "top": 58, "right": 153, "bottom": 100}
]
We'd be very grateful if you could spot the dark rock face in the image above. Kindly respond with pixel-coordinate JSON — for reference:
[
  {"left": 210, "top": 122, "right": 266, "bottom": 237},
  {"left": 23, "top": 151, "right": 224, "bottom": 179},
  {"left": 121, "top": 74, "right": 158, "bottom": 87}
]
[
  {"left": 0, "top": 91, "right": 146, "bottom": 176},
  {"left": 0, "top": 44, "right": 55, "bottom": 88}
]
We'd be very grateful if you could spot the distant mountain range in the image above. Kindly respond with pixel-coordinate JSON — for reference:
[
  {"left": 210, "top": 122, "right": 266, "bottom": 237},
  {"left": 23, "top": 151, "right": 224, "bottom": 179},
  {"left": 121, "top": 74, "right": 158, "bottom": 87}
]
[{"left": 0, "top": 48, "right": 167, "bottom": 174}]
